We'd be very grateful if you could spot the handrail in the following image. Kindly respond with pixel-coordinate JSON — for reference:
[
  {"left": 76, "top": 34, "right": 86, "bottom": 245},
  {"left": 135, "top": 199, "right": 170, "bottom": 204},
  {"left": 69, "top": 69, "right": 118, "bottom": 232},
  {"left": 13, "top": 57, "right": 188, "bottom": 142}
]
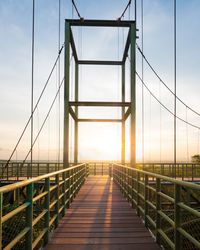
[
  {"left": 0, "top": 163, "right": 85, "bottom": 193},
  {"left": 112, "top": 163, "right": 200, "bottom": 250},
  {"left": 1, "top": 161, "right": 200, "bottom": 181},
  {"left": 115, "top": 163, "right": 200, "bottom": 190},
  {"left": 0, "top": 163, "right": 89, "bottom": 250}
]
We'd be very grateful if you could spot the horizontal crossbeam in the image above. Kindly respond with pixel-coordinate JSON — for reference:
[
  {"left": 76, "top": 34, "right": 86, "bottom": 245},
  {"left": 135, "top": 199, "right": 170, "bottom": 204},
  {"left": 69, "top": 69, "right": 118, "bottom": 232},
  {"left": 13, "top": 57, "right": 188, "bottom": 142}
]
[
  {"left": 66, "top": 19, "right": 135, "bottom": 27},
  {"left": 69, "top": 101, "right": 131, "bottom": 107},
  {"left": 78, "top": 119, "right": 122, "bottom": 123},
  {"left": 78, "top": 60, "right": 122, "bottom": 65}
]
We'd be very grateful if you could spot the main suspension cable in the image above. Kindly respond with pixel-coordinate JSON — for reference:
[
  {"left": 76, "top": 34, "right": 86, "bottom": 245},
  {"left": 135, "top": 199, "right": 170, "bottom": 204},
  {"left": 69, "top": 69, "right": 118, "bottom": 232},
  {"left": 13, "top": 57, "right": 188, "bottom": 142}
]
[
  {"left": 136, "top": 72, "right": 200, "bottom": 130},
  {"left": 136, "top": 44, "right": 200, "bottom": 117},
  {"left": 4, "top": 44, "right": 64, "bottom": 169}
]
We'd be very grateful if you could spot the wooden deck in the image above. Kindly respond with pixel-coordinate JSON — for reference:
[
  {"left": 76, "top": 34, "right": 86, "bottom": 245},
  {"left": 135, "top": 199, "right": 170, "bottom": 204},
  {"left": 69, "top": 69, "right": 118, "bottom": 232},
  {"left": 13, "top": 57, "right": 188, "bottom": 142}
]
[{"left": 45, "top": 176, "right": 160, "bottom": 250}]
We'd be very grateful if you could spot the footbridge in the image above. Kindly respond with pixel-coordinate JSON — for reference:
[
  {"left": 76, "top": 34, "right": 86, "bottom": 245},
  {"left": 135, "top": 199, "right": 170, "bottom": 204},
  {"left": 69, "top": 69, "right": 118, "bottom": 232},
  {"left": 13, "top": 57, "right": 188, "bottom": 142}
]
[
  {"left": 0, "top": 163, "right": 200, "bottom": 250},
  {"left": 2, "top": 2, "right": 200, "bottom": 250}
]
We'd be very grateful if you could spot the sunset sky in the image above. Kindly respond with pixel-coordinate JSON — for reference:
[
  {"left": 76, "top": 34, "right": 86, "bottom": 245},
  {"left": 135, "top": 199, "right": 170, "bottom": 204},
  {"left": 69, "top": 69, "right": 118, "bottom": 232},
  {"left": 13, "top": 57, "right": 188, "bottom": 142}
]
[{"left": 0, "top": 0, "right": 200, "bottom": 163}]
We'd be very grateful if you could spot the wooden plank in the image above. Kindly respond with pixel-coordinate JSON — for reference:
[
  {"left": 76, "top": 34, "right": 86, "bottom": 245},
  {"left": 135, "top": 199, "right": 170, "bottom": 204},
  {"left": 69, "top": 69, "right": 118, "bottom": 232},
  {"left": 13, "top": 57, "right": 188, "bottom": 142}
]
[
  {"left": 46, "top": 244, "right": 160, "bottom": 250},
  {"left": 57, "top": 223, "right": 147, "bottom": 228},
  {"left": 49, "top": 237, "right": 156, "bottom": 244},
  {"left": 59, "top": 218, "right": 142, "bottom": 223},
  {"left": 54, "top": 228, "right": 147, "bottom": 233},
  {"left": 45, "top": 176, "right": 160, "bottom": 250},
  {"left": 51, "top": 232, "right": 151, "bottom": 238}
]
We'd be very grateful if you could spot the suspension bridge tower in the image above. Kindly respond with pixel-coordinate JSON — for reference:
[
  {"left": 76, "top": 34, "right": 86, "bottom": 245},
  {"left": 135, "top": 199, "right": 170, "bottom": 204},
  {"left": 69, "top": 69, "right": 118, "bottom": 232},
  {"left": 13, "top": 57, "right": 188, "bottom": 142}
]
[{"left": 63, "top": 19, "right": 136, "bottom": 167}]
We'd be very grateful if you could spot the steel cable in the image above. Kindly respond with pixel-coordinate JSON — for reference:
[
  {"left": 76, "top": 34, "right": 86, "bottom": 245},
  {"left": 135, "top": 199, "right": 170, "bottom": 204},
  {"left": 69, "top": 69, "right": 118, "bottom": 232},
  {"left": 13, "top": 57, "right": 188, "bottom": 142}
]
[
  {"left": 4, "top": 44, "right": 64, "bottom": 169},
  {"left": 136, "top": 44, "right": 200, "bottom": 117},
  {"left": 71, "top": 0, "right": 83, "bottom": 20},
  {"left": 22, "top": 77, "right": 65, "bottom": 165},
  {"left": 136, "top": 71, "right": 200, "bottom": 130},
  {"left": 118, "top": 0, "right": 132, "bottom": 20}
]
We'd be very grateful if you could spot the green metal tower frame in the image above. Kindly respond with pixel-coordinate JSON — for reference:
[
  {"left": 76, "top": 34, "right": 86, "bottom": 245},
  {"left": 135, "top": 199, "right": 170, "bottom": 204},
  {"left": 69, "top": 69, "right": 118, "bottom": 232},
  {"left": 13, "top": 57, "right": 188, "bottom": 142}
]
[{"left": 63, "top": 19, "right": 136, "bottom": 167}]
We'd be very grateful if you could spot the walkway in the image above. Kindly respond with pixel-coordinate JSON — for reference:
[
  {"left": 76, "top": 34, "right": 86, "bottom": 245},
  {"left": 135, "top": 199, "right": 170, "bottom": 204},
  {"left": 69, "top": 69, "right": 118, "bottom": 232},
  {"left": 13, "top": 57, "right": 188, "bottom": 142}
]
[{"left": 45, "top": 176, "right": 160, "bottom": 250}]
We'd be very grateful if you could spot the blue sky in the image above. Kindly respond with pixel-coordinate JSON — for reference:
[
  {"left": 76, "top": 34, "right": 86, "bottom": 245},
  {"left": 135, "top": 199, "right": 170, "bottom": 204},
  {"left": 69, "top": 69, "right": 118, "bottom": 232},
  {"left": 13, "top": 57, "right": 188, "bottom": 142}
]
[{"left": 0, "top": 0, "right": 200, "bottom": 162}]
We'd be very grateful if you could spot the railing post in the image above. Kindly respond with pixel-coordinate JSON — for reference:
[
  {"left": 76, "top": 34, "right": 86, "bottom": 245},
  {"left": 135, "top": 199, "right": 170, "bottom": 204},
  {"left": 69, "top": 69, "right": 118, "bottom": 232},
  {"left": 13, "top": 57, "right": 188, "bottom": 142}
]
[
  {"left": 69, "top": 169, "right": 72, "bottom": 203},
  {"left": 66, "top": 170, "right": 70, "bottom": 208},
  {"left": 181, "top": 165, "right": 184, "bottom": 181},
  {"left": 128, "top": 168, "right": 131, "bottom": 203},
  {"left": 136, "top": 172, "right": 140, "bottom": 215},
  {"left": 55, "top": 175, "right": 59, "bottom": 228},
  {"left": 11, "top": 163, "right": 13, "bottom": 177},
  {"left": 17, "top": 163, "right": 19, "bottom": 181},
  {"left": 109, "top": 164, "right": 113, "bottom": 178},
  {"left": 7, "top": 163, "right": 8, "bottom": 180},
  {"left": 84, "top": 164, "right": 86, "bottom": 178},
  {"left": 156, "top": 178, "right": 161, "bottom": 245},
  {"left": 26, "top": 183, "right": 33, "bottom": 250},
  {"left": 44, "top": 178, "right": 50, "bottom": 245},
  {"left": 144, "top": 174, "right": 148, "bottom": 227},
  {"left": 118, "top": 166, "right": 121, "bottom": 190},
  {"left": 177, "top": 164, "right": 180, "bottom": 177},
  {"left": 122, "top": 167, "right": 125, "bottom": 196},
  {"left": 0, "top": 192, "right": 3, "bottom": 250},
  {"left": 27, "top": 163, "right": 29, "bottom": 179},
  {"left": 47, "top": 163, "right": 50, "bottom": 173},
  {"left": 20, "top": 163, "right": 22, "bottom": 178},
  {"left": 192, "top": 164, "right": 194, "bottom": 181},
  {"left": 131, "top": 169, "right": 134, "bottom": 208},
  {"left": 87, "top": 163, "right": 90, "bottom": 176},
  {"left": 71, "top": 169, "right": 75, "bottom": 202},
  {"left": 62, "top": 171, "right": 67, "bottom": 216},
  {"left": 37, "top": 163, "right": 39, "bottom": 176},
  {"left": 174, "top": 184, "right": 181, "bottom": 250},
  {"left": 74, "top": 168, "right": 78, "bottom": 196},
  {"left": 84, "top": 164, "right": 87, "bottom": 179}
]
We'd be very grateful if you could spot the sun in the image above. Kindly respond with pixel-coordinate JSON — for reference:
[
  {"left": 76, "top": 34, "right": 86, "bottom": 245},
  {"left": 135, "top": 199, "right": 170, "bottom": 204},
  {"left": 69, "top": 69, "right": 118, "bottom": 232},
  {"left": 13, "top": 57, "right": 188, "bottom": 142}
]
[{"left": 78, "top": 123, "right": 121, "bottom": 162}]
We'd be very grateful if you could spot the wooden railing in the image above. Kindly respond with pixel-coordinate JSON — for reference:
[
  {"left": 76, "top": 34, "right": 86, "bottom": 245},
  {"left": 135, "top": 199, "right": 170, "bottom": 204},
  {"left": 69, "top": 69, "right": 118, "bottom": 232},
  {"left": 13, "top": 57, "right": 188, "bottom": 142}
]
[
  {"left": 136, "top": 163, "right": 200, "bottom": 181},
  {"left": 1, "top": 161, "right": 200, "bottom": 181},
  {"left": 0, "top": 162, "right": 113, "bottom": 180},
  {"left": 113, "top": 163, "right": 200, "bottom": 250},
  {"left": 0, "top": 163, "right": 88, "bottom": 249},
  {"left": 1, "top": 162, "right": 200, "bottom": 249}
]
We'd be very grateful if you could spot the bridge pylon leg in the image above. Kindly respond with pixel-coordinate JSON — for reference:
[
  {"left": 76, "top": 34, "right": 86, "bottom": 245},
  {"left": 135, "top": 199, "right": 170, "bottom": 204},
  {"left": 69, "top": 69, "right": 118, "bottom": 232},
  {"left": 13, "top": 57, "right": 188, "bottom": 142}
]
[
  {"left": 130, "top": 23, "right": 136, "bottom": 168},
  {"left": 63, "top": 21, "right": 70, "bottom": 168}
]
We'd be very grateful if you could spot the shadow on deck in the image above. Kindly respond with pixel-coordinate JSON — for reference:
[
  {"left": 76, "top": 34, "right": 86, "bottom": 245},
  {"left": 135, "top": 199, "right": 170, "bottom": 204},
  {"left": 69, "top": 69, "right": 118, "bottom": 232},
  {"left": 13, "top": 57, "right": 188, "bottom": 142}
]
[{"left": 45, "top": 176, "right": 160, "bottom": 250}]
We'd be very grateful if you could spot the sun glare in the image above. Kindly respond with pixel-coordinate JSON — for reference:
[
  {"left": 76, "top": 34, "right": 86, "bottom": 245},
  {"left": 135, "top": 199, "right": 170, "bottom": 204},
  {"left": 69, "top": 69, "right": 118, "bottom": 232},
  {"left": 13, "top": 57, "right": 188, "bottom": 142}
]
[{"left": 78, "top": 123, "right": 121, "bottom": 162}]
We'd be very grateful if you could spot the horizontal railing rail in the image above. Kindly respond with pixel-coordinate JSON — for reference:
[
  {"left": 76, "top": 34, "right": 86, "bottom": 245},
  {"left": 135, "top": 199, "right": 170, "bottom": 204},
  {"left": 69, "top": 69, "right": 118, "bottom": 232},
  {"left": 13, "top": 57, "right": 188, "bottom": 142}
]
[
  {"left": 136, "top": 163, "right": 200, "bottom": 181},
  {"left": 2, "top": 161, "right": 200, "bottom": 181},
  {"left": 87, "top": 162, "right": 113, "bottom": 176},
  {"left": 0, "top": 161, "right": 113, "bottom": 180},
  {"left": 112, "top": 163, "right": 200, "bottom": 250},
  {"left": 0, "top": 163, "right": 88, "bottom": 250},
  {"left": 0, "top": 162, "right": 65, "bottom": 180}
]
